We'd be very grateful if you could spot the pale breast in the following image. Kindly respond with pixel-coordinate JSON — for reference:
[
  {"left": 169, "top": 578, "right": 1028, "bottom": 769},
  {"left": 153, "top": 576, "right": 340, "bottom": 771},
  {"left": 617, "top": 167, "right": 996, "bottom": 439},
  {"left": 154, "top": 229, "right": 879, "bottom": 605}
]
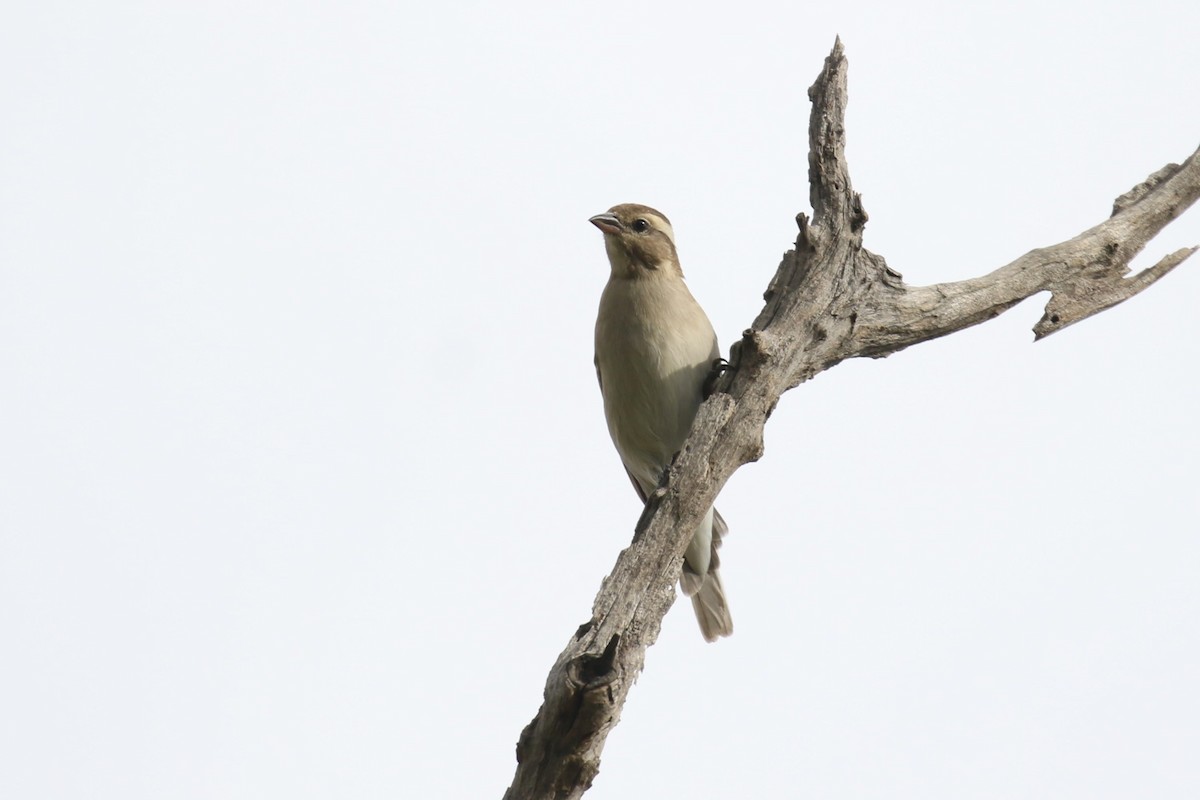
[{"left": 595, "top": 276, "right": 719, "bottom": 487}]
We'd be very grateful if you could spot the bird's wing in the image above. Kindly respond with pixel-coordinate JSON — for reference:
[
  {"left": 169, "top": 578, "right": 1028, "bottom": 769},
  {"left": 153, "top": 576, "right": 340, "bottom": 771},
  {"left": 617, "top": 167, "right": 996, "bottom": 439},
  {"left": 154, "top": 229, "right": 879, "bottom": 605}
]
[{"left": 596, "top": 353, "right": 652, "bottom": 503}]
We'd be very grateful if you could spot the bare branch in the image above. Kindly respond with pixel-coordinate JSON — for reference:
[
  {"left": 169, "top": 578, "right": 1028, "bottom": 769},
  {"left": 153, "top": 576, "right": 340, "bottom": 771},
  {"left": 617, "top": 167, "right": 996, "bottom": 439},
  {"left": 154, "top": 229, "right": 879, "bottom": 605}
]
[{"left": 503, "top": 39, "right": 1200, "bottom": 800}]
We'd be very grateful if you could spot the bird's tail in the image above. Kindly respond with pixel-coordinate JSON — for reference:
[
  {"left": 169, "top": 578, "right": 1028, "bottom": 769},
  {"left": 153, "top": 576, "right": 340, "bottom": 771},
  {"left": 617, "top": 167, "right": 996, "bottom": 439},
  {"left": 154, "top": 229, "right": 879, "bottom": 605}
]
[
  {"left": 687, "top": 569, "right": 733, "bottom": 642},
  {"left": 679, "top": 506, "right": 733, "bottom": 641}
]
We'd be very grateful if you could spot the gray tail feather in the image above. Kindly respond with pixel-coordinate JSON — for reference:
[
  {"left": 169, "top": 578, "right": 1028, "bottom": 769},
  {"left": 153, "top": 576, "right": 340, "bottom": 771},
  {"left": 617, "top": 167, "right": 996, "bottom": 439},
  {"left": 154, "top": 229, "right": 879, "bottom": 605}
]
[
  {"left": 680, "top": 506, "right": 733, "bottom": 642},
  {"left": 688, "top": 569, "right": 733, "bottom": 642}
]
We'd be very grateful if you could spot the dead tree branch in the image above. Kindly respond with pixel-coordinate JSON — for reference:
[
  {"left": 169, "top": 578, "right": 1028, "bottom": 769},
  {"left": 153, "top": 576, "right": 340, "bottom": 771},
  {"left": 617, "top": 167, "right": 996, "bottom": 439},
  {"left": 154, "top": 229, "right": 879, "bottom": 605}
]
[{"left": 503, "top": 38, "right": 1199, "bottom": 800}]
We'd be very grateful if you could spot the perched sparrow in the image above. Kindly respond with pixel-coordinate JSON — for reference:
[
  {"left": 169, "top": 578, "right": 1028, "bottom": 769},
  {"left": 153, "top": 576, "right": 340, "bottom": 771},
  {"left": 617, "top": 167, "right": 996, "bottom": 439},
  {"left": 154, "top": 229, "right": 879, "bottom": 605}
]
[{"left": 591, "top": 203, "right": 733, "bottom": 642}]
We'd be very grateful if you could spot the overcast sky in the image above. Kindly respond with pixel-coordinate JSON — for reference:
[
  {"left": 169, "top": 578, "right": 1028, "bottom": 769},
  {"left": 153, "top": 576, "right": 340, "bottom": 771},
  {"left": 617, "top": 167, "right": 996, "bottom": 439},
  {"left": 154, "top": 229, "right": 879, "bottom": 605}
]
[{"left": 2, "top": 2, "right": 1198, "bottom": 798}]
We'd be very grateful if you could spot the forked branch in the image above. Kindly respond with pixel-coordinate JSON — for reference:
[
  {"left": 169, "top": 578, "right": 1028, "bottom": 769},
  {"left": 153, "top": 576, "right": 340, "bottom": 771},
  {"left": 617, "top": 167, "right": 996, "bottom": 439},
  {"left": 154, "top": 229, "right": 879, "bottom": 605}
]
[{"left": 503, "top": 38, "right": 1199, "bottom": 800}]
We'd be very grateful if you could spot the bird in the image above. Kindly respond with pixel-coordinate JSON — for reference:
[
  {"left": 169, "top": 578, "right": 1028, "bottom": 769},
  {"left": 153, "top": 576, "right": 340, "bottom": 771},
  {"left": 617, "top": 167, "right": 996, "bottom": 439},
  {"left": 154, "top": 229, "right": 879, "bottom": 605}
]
[{"left": 590, "top": 203, "right": 733, "bottom": 642}]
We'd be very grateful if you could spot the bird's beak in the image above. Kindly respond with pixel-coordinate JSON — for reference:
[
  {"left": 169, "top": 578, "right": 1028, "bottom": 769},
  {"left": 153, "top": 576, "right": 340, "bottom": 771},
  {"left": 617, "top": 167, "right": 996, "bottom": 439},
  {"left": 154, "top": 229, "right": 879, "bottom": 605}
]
[{"left": 589, "top": 213, "right": 622, "bottom": 235}]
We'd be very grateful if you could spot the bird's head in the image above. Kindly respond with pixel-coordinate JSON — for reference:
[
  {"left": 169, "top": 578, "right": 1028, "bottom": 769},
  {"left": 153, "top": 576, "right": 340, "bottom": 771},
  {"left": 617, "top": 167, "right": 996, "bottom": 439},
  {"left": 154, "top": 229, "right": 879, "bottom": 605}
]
[{"left": 589, "top": 203, "right": 681, "bottom": 279}]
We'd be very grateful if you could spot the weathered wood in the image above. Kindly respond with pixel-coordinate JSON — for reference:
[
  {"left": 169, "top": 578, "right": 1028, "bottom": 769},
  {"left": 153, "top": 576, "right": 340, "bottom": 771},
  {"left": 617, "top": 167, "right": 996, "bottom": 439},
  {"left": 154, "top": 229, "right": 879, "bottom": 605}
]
[{"left": 503, "top": 38, "right": 1199, "bottom": 800}]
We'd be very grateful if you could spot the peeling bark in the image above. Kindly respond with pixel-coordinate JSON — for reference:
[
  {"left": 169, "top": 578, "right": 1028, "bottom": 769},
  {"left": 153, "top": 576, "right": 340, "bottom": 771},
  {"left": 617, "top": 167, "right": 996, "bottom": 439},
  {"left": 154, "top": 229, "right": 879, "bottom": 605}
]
[{"left": 503, "top": 38, "right": 1199, "bottom": 800}]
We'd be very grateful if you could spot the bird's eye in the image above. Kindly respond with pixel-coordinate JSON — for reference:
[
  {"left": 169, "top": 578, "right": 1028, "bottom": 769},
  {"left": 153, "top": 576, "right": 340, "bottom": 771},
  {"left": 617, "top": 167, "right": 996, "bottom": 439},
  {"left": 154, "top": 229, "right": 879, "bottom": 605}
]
[{"left": 632, "top": 219, "right": 650, "bottom": 233}]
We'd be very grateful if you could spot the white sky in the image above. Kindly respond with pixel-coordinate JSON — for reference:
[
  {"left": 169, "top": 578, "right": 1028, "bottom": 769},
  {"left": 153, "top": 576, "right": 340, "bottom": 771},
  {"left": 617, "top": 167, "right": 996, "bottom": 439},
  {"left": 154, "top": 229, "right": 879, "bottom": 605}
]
[{"left": 2, "top": 2, "right": 1198, "bottom": 798}]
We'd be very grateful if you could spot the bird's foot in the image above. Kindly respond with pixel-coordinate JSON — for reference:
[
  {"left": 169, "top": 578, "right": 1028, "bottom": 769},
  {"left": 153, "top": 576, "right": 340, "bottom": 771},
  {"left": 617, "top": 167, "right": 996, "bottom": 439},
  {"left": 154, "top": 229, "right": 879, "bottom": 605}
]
[{"left": 703, "top": 358, "right": 729, "bottom": 398}]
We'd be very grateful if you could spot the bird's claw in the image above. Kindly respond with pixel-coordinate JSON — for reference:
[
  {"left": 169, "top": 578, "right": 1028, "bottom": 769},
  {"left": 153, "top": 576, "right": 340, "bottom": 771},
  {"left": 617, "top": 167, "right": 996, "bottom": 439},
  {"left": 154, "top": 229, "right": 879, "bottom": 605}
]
[{"left": 703, "top": 358, "right": 730, "bottom": 399}]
